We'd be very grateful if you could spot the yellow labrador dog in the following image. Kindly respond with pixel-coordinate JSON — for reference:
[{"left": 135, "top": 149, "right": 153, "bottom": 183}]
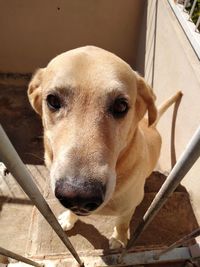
[{"left": 28, "top": 46, "right": 181, "bottom": 249}]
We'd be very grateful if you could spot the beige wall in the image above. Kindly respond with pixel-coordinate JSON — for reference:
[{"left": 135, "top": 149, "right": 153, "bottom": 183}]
[
  {"left": 0, "top": 0, "right": 145, "bottom": 73},
  {"left": 145, "top": 0, "right": 200, "bottom": 223}
]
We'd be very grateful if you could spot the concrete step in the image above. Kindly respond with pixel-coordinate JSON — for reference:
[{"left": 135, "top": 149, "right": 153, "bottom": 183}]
[
  {"left": 0, "top": 165, "right": 198, "bottom": 261},
  {"left": 26, "top": 187, "right": 198, "bottom": 258}
]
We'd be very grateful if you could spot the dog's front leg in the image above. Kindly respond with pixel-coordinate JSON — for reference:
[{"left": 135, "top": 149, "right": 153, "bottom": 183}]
[
  {"left": 109, "top": 211, "right": 134, "bottom": 249},
  {"left": 58, "top": 209, "right": 79, "bottom": 231}
]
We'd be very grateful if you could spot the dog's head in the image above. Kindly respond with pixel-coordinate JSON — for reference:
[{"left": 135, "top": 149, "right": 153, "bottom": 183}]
[{"left": 28, "top": 46, "right": 157, "bottom": 216}]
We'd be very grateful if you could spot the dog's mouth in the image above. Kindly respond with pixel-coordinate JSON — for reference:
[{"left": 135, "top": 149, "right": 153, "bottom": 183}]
[
  {"left": 70, "top": 206, "right": 91, "bottom": 216},
  {"left": 56, "top": 196, "right": 103, "bottom": 217}
]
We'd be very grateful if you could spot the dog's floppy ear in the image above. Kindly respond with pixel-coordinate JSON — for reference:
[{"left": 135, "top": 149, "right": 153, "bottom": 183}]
[
  {"left": 27, "top": 68, "right": 45, "bottom": 116},
  {"left": 135, "top": 74, "right": 157, "bottom": 126}
]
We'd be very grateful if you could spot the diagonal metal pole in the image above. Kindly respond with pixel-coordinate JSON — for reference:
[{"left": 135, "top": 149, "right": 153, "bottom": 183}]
[
  {"left": 0, "top": 125, "right": 83, "bottom": 266},
  {"left": 126, "top": 125, "right": 200, "bottom": 250},
  {"left": 0, "top": 247, "right": 43, "bottom": 267}
]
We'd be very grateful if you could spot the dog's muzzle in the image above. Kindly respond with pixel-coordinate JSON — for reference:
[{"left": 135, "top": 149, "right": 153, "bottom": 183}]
[{"left": 55, "top": 178, "right": 106, "bottom": 215}]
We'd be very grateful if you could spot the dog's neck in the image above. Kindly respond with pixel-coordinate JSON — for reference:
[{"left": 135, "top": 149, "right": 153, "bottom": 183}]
[
  {"left": 116, "top": 126, "right": 141, "bottom": 174},
  {"left": 115, "top": 122, "right": 149, "bottom": 191}
]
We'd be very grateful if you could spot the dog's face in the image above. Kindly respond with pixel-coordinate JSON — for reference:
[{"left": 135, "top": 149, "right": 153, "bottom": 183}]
[{"left": 28, "top": 46, "right": 156, "bottom": 216}]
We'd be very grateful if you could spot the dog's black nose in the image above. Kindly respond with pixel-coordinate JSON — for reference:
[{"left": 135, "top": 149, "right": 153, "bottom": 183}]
[{"left": 55, "top": 179, "right": 105, "bottom": 215}]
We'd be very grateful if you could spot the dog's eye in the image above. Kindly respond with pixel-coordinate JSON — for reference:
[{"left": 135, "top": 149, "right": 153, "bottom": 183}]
[
  {"left": 110, "top": 98, "right": 129, "bottom": 118},
  {"left": 46, "top": 94, "right": 61, "bottom": 111}
]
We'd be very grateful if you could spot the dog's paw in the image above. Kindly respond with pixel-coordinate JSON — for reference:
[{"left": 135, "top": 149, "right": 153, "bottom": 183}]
[
  {"left": 58, "top": 210, "right": 78, "bottom": 231},
  {"left": 109, "top": 237, "right": 127, "bottom": 250}
]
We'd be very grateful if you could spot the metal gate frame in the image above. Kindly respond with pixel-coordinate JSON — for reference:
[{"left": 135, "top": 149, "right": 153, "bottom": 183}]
[{"left": 0, "top": 124, "right": 200, "bottom": 267}]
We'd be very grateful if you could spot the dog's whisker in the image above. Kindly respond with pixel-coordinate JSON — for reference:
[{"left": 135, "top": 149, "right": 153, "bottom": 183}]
[{"left": 25, "top": 152, "right": 44, "bottom": 161}]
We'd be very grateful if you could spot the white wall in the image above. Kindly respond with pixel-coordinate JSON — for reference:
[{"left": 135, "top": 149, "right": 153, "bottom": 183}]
[{"left": 145, "top": 0, "right": 200, "bottom": 223}]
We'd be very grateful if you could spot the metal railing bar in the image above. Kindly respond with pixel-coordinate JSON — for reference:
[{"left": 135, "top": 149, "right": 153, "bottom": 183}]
[
  {"left": 189, "top": 0, "right": 198, "bottom": 19},
  {"left": 83, "top": 247, "right": 191, "bottom": 267},
  {"left": 126, "top": 125, "right": 200, "bottom": 250},
  {"left": 168, "top": 0, "right": 200, "bottom": 60},
  {"left": 0, "top": 125, "right": 83, "bottom": 267},
  {"left": 0, "top": 247, "right": 43, "bottom": 267},
  {"left": 154, "top": 227, "right": 200, "bottom": 260},
  {"left": 195, "top": 16, "right": 200, "bottom": 31},
  {"left": 183, "top": 0, "right": 190, "bottom": 10}
]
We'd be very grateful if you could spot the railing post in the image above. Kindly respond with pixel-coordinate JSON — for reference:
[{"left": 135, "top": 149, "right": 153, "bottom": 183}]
[
  {"left": 0, "top": 125, "right": 83, "bottom": 266},
  {"left": 126, "top": 125, "right": 200, "bottom": 250},
  {"left": 189, "top": 0, "right": 197, "bottom": 20},
  {"left": 183, "top": 0, "right": 189, "bottom": 10},
  {"left": 195, "top": 16, "right": 200, "bottom": 31}
]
